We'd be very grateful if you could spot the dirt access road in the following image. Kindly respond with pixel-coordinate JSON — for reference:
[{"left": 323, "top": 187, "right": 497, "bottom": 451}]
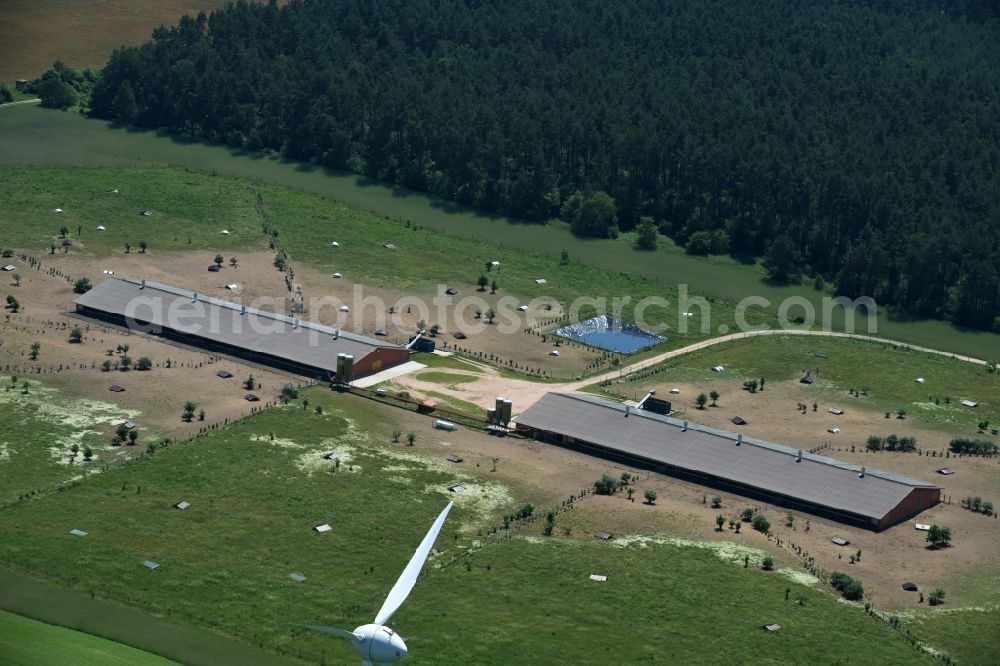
[{"left": 395, "top": 328, "right": 989, "bottom": 415}]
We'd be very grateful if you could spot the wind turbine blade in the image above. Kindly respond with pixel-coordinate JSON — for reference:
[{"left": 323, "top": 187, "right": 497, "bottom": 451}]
[
  {"left": 291, "top": 623, "right": 360, "bottom": 641},
  {"left": 373, "top": 501, "right": 453, "bottom": 625}
]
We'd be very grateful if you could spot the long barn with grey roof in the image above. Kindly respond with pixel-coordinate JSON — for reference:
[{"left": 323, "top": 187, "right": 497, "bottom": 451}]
[
  {"left": 74, "top": 278, "right": 409, "bottom": 380},
  {"left": 515, "top": 392, "right": 940, "bottom": 530}
]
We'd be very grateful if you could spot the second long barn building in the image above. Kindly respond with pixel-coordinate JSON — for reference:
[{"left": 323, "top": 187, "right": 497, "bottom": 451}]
[{"left": 516, "top": 392, "right": 940, "bottom": 531}]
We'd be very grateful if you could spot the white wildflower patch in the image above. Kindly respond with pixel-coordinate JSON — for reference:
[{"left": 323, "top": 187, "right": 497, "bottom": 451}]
[
  {"left": 386, "top": 475, "right": 413, "bottom": 486},
  {"left": 294, "top": 441, "right": 362, "bottom": 475},
  {"left": 424, "top": 480, "right": 514, "bottom": 531},
  {"left": 0, "top": 442, "right": 9, "bottom": 462},
  {"left": 777, "top": 568, "right": 819, "bottom": 586},
  {"left": 250, "top": 434, "right": 302, "bottom": 449},
  {"left": 0, "top": 377, "right": 140, "bottom": 430}
]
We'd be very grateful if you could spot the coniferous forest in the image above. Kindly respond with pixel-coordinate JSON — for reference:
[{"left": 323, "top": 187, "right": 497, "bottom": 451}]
[{"left": 86, "top": 0, "right": 1000, "bottom": 331}]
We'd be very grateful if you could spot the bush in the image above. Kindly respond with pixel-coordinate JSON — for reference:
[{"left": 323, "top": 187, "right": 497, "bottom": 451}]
[
  {"left": 280, "top": 383, "right": 299, "bottom": 402},
  {"left": 761, "top": 555, "right": 774, "bottom": 571},
  {"left": 830, "top": 571, "right": 864, "bottom": 600},
  {"left": 73, "top": 277, "right": 92, "bottom": 294},
  {"left": 928, "top": 588, "right": 946, "bottom": 606},
  {"left": 594, "top": 474, "right": 616, "bottom": 495},
  {"left": 949, "top": 438, "right": 999, "bottom": 456},
  {"left": 740, "top": 508, "right": 754, "bottom": 521},
  {"left": 711, "top": 495, "right": 722, "bottom": 508},
  {"left": 136, "top": 356, "right": 152, "bottom": 371},
  {"left": 752, "top": 514, "right": 770, "bottom": 533}
]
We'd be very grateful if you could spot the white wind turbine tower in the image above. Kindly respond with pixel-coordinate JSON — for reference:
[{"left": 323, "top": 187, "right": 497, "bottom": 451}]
[{"left": 295, "top": 501, "right": 453, "bottom": 665}]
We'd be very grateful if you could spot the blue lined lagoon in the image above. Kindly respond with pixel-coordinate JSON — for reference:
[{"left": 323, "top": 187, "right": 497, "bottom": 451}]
[{"left": 555, "top": 316, "right": 664, "bottom": 353}]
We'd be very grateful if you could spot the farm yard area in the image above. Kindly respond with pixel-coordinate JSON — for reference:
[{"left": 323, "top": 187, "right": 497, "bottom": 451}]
[{"left": 1, "top": 140, "right": 998, "bottom": 665}]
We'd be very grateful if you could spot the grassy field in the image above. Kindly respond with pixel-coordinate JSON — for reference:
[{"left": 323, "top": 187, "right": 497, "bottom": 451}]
[
  {"left": 0, "top": 1, "right": 239, "bottom": 81},
  {"left": 0, "top": 104, "right": 998, "bottom": 359},
  {"left": 0, "top": 164, "right": 765, "bottom": 356},
  {"left": 0, "top": 609, "right": 179, "bottom": 665},
  {"left": 414, "top": 371, "right": 479, "bottom": 385},
  {"left": 0, "top": 385, "right": 938, "bottom": 665},
  {"left": 0, "top": 375, "right": 141, "bottom": 505},
  {"left": 616, "top": 335, "right": 1000, "bottom": 433}
]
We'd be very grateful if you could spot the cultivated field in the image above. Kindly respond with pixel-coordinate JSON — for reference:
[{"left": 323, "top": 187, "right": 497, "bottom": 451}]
[
  {"left": 0, "top": 609, "right": 179, "bottom": 666},
  {"left": 0, "top": 1, "right": 243, "bottom": 81},
  {"left": 1, "top": 105, "right": 998, "bottom": 359}
]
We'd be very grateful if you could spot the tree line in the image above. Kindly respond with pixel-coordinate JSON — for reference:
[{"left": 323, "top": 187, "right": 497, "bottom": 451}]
[{"left": 72, "top": 0, "right": 1000, "bottom": 331}]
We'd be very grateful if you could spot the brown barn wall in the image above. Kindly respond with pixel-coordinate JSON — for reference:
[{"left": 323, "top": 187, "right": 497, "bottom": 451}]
[
  {"left": 879, "top": 487, "right": 941, "bottom": 530},
  {"left": 352, "top": 348, "right": 411, "bottom": 378}
]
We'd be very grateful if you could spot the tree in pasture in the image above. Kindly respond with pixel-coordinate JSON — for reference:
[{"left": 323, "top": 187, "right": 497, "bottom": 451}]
[
  {"left": 711, "top": 495, "right": 722, "bottom": 508},
  {"left": 120, "top": 344, "right": 129, "bottom": 355},
  {"left": 752, "top": 514, "right": 770, "bottom": 533},
  {"left": 429, "top": 324, "right": 441, "bottom": 337},
  {"left": 391, "top": 430, "right": 401, "bottom": 443},
  {"left": 928, "top": 588, "right": 946, "bottom": 606},
  {"left": 485, "top": 308, "right": 496, "bottom": 324},
  {"left": 926, "top": 524, "right": 952, "bottom": 548},
  {"left": 73, "top": 277, "right": 91, "bottom": 294},
  {"left": 741, "top": 508, "right": 754, "bottom": 522},
  {"left": 559, "top": 249, "right": 570, "bottom": 265},
  {"left": 709, "top": 390, "right": 719, "bottom": 406},
  {"left": 59, "top": 226, "right": 69, "bottom": 238},
  {"left": 68, "top": 326, "right": 83, "bottom": 343},
  {"left": 136, "top": 356, "right": 152, "bottom": 371},
  {"left": 715, "top": 514, "right": 726, "bottom": 531},
  {"left": 543, "top": 511, "right": 556, "bottom": 536},
  {"left": 477, "top": 275, "right": 489, "bottom": 291},
  {"left": 139, "top": 240, "right": 148, "bottom": 254},
  {"left": 785, "top": 512, "right": 794, "bottom": 528},
  {"left": 6, "top": 295, "right": 19, "bottom": 312},
  {"left": 761, "top": 555, "right": 775, "bottom": 571},
  {"left": 759, "top": 378, "right": 766, "bottom": 391},
  {"left": 485, "top": 261, "right": 492, "bottom": 272},
  {"left": 214, "top": 254, "right": 224, "bottom": 267},
  {"left": 12, "top": 272, "right": 21, "bottom": 286},
  {"left": 695, "top": 393, "right": 708, "bottom": 409},
  {"left": 406, "top": 431, "right": 416, "bottom": 446},
  {"left": 83, "top": 446, "right": 93, "bottom": 461},
  {"left": 244, "top": 374, "right": 255, "bottom": 390},
  {"left": 635, "top": 216, "right": 659, "bottom": 250},
  {"left": 106, "top": 348, "right": 115, "bottom": 357},
  {"left": 128, "top": 430, "right": 138, "bottom": 446},
  {"left": 198, "top": 409, "right": 205, "bottom": 421},
  {"left": 29, "top": 342, "right": 40, "bottom": 360},
  {"left": 182, "top": 401, "right": 196, "bottom": 422},
  {"left": 273, "top": 254, "right": 286, "bottom": 271},
  {"left": 115, "top": 423, "right": 129, "bottom": 444},
  {"left": 230, "top": 257, "right": 238, "bottom": 267},
  {"left": 627, "top": 487, "right": 635, "bottom": 501},
  {"left": 124, "top": 243, "right": 131, "bottom": 254},
  {"left": 280, "top": 383, "right": 299, "bottom": 402},
  {"left": 594, "top": 474, "right": 616, "bottom": 495},
  {"left": 50, "top": 243, "right": 56, "bottom": 255},
  {"left": 417, "top": 319, "right": 427, "bottom": 332},
  {"left": 119, "top": 355, "right": 132, "bottom": 371},
  {"left": 644, "top": 488, "right": 657, "bottom": 505},
  {"left": 491, "top": 279, "right": 498, "bottom": 294},
  {"left": 101, "top": 359, "right": 112, "bottom": 372}
]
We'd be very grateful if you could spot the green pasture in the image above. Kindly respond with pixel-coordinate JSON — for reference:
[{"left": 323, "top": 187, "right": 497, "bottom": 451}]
[
  {"left": 617, "top": 335, "right": 1000, "bottom": 434},
  {"left": 0, "top": 104, "right": 997, "bottom": 359},
  {"left": 0, "top": 610, "right": 179, "bottom": 666},
  {"left": 410, "top": 352, "right": 485, "bottom": 373},
  {"left": 0, "top": 386, "right": 939, "bottom": 665},
  {"left": 0, "top": 376, "right": 140, "bottom": 504},
  {"left": 0, "top": 166, "right": 264, "bottom": 256},
  {"left": 414, "top": 371, "right": 479, "bottom": 385}
]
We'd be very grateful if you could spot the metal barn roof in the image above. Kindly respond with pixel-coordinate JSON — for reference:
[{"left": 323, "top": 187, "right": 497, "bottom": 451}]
[
  {"left": 516, "top": 393, "right": 938, "bottom": 522},
  {"left": 75, "top": 278, "right": 401, "bottom": 374}
]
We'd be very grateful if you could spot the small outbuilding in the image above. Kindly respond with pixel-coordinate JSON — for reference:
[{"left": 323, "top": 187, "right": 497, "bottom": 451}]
[
  {"left": 323, "top": 452, "right": 339, "bottom": 460},
  {"left": 762, "top": 624, "right": 781, "bottom": 633},
  {"left": 446, "top": 454, "right": 463, "bottom": 463},
  {"left": 216, "top": 370, "right": 233, "bottom": 379},
  {"left": 800, "top": 374, "right": 814, "bottom": 385},
  {"left": 445, "top": 287, "right": 458, "bottom": 295},
  {"left": 901, "top": 582, "right": 918, "bottom": 592},
  {"left": 69, "top": 529, "right": 88, "bottom": 537},
  {"left": 593, "top": 531, "right": 613, "bottom": 541},
  {"left": 207, "top": 264, "right": 221, "bottom": 272},
  {"left": 936, "top": 468, "right": 954, "bottom": 475},
  {"left": 109, "top": 385, "right": 125, "bottom": 392},
  {"left": 828, "top": 408, "right": 845, "bottom": 415},
  {"left": 1, "top": 265, "right": 15, "bottom": 272},
  {"left": 831, "top": 536, "right": 850, "bottom": 546},
  {"left": 173, "top": 501, "right": 190, "bottom": 510},
  {"left": 448, "top": 484, "right": 466, "bottom": 493},
  {"left": 288, "top": 573, "right": 307, "bottom": 583},
  {"left": 418, "top": 399, "right": 438, "bottom": 412},
  {"left": 453, "top": 331, "right": 467, "bottom": 339},
  {"left": 244, "top": 394, "right": 260, "bottom": 402},
  {"left": 961, "top": 400, "right": 977, "bottom": 408},
  {"left": 141, "top": 560, "right": 160, "bottom": 570},
  {"left": 534, "top": 278, "right": 547, "bottom": 284},
  {"left": 313, "top": 523, "right": 332, "bottom": 533},
  {"left": 589, "top": 574, "right": 608, "bottom": 582},
  {"left": 731, "top": 416, "right": 747, "bottom": 426},
  {"left": 915, "top": 523, "right": 931, "bottom": 531}
]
